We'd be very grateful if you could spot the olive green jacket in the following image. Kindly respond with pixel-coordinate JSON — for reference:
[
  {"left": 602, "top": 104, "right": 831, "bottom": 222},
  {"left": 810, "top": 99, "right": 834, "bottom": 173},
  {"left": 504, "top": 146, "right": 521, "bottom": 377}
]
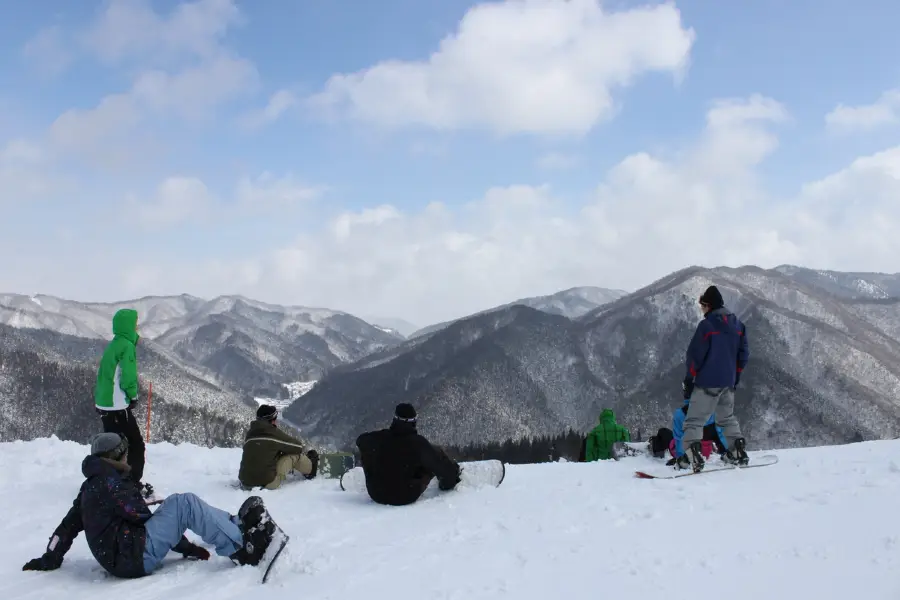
[{"left": 238, "top": 419, "right": 307, "bottom": 488}]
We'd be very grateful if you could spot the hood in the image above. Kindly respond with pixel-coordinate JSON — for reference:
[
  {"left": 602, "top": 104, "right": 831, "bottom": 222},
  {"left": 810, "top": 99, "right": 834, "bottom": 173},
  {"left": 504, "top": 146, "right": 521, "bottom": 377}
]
[
  {"left": 706, "top": 306, "right": 732, "bottom": 319},
  {"left": 598, "top": 408, "right": 615, "bottom": 424},
  {"left": 81, "top": 454, "right": 130, "bottom": 478},
  {"left": 112, "top": 308, "right": 139, "bottom": 344}
]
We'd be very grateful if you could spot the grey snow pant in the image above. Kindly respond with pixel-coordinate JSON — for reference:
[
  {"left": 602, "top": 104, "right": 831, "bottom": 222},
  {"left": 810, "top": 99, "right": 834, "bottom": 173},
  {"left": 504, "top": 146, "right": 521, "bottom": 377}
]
[{"left": 683, "top": 387, "right": 742, "bottom": 450}]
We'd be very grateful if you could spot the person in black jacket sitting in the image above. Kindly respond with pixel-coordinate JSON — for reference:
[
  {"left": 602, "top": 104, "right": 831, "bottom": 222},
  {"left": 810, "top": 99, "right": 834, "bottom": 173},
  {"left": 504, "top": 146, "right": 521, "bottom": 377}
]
[
  {"left": 356, "top": 403, "right": 461, "bottom": 506},
  {"left": 22, "top": 432, "right": 281, "bottom": 577}
]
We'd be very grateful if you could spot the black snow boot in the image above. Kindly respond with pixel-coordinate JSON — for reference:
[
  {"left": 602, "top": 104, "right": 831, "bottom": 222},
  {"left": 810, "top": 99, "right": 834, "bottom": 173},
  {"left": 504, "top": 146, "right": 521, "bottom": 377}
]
[
  {"left": 230, "top": 496, "right": 275, "bottom": 566},
  {"left": 724, "top": 437, "right": 749, "bottom": 466},
  {"left": 304, "top": 449, "right": 319, "bottom": 480},
  {"left": 684, "top": 441, "right": 705, "bottom": 473},
  {"left": 139, "top": 482, "right": 155, "bottom": 499}
]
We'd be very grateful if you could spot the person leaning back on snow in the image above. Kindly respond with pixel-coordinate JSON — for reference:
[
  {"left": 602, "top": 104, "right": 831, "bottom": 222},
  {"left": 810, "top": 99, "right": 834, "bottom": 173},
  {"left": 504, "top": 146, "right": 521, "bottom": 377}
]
[
  {"left": 238, "top": 404, "right": 319, "bottom": 490},
  {"left": 22, "top": 432, "right": 282, "bottom": 577},
  {"left": 94, "top": 308, "right": 152, "bottom": 498},
  {"left": 680, "top": 285, "right": 750, "bottom": 472},
  {"left": 356, "top": 403, "right": 461, "bottom": 506}
]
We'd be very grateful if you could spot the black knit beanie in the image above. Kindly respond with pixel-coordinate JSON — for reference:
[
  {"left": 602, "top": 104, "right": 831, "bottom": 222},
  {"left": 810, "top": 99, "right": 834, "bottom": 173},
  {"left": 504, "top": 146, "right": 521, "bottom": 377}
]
[
  {"left": 699, "top": 285, "right": 724, "bottom": 309},
  {"left": 257, "top": 404, "right": 278, "bottom": 420},
  {"left": 393, "top": 403, "right": 417, "bottom": 423}
]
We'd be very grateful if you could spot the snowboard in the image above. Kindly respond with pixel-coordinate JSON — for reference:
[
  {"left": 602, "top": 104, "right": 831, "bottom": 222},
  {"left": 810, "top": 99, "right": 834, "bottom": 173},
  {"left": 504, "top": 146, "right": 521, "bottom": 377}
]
[
  {"left": 634, "top": 453, "right": 779, "bottom": 479},
  {"left": 317, "top": 452, "right": 356, "bottom": 479},
  {"left": 339, "top": 459, "right": 506, "bottom": 494},
  {"left": 260, "top": 524, "right": 289, "bottom": 584}
]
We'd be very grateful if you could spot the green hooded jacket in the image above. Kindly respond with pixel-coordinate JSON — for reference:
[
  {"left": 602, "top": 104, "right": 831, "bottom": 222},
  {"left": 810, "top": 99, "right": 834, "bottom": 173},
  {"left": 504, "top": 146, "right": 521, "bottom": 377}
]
[
  {"left": 94, "top": 309, "right": 140, "bottom": 410},
  {"left": 584, "top": 408, "right": 631, "bottom": 461}
]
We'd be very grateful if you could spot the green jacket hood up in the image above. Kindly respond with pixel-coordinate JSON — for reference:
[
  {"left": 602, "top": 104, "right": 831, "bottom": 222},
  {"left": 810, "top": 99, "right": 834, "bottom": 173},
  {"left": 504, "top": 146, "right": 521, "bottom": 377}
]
[
  {"left": 584, "top": 408, "right": 630, "bottom": 461},
  {"left": 94, "top": 309, "right": 140, "bottom": 410}
]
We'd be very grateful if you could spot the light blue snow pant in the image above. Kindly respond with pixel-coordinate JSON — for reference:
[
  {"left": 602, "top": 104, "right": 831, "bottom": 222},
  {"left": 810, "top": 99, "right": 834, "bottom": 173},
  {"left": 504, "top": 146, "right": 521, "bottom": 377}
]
[{"left": 142, "top": 492, "right": 243, "bottom": 573}]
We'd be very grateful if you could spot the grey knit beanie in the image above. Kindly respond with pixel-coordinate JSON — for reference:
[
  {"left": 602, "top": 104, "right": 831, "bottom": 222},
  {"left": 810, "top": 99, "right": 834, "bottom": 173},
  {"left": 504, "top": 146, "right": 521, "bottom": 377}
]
[{"left": 90, "top": 432, "right": 128, "bottom": 459}]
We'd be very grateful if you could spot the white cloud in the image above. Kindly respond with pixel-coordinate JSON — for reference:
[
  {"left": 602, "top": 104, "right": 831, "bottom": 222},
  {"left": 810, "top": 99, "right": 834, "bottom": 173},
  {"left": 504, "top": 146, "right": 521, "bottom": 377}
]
[
  {"left": 132, "top": 176, "right": 216, "bottom": 227},
  {"left": 78, "top": 0, "right": 242, "bottom": 67},
  {"left": 239, "top": 89, "right": 299, "bottom": 130},
  {"left": 8, "top": 91, "right": 900, "bottom": 325},
  {"left": 115, "top": 95, "right": 810, "bottom": 324},
  {"left": 130, "top": 172, "right": 325, "bottom": 228},
  {"left": 536, "top": 152, "right": 581, "bottom": 170},
  {"left": 22, "top": 26, "right": 72, "bottom": 77},
  {"left": 825, "top": 89, "right": 900, "bottom": 133},
  {"left": 235, "top": 172, "right": 325, "bottom": 211},
  {"left": 0, "top": 139, "right": 60, "bottom": 202},
  {"left": 307, "top": 0, "right": 695, "bottom": 135},
  {"left": 19, "top": 0, "right": 255, "bottom": 170}
]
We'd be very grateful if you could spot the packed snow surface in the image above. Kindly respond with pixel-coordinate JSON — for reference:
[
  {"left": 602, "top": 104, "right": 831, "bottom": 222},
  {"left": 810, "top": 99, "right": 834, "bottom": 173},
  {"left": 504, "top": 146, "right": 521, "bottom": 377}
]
[{"left": 3, "top": 437, "right": 900, "bottom": 599}]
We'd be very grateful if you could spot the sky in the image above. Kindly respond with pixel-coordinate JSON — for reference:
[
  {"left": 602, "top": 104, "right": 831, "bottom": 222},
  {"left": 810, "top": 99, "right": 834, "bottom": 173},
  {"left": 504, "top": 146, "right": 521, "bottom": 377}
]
[{"left": 1, "top": 0, "right": 900, "bottom": 327}]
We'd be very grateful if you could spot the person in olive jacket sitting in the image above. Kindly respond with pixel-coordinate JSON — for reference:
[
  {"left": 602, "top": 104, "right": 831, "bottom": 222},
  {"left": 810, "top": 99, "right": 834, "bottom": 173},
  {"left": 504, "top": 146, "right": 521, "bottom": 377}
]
[{"left": 238, "top": 405, "right": 318, "bottom": 490}]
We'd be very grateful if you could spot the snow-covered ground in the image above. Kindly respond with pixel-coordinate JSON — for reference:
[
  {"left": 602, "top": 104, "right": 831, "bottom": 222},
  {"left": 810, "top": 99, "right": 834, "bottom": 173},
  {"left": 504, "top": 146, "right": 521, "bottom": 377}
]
[{"left": 3, "top": 437, "right": 900, "bottom": 599}]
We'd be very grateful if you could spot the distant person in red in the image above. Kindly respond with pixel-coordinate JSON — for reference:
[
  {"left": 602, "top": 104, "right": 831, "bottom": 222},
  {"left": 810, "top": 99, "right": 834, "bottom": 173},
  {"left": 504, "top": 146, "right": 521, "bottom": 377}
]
[{"left": 680, "top": 285, "right": 750, "bottom": 472}]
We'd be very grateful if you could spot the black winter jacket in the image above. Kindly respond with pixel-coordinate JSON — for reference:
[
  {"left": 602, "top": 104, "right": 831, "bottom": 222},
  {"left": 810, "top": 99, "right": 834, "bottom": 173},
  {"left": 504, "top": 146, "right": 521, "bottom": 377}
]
[
  {"left": 356, "top": 421, "right": 461, "bottom": 506},
  {"left": 41, "top": 455, "right": 151, "bottom": 578}
]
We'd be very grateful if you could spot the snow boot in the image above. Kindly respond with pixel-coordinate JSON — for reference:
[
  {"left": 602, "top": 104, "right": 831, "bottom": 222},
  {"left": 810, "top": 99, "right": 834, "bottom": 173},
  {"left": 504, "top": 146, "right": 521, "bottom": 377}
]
[
  {"left": 684, "top": 441, "right": 705, "bottom": 473},
  {"left": 140, "top": 482, "right": 155, "bottom": 499},
  {"left": 304, "top": 449, "right": 319, "bottom": 480},
  {"left": 673, "top": 454, "right": 691, "bottom": 470},
  {"left": 230, "top": 496, "right": 275, "bottom": 566},
  {"left": 723, "top": 437, "right": 749, "bottom": 466}
]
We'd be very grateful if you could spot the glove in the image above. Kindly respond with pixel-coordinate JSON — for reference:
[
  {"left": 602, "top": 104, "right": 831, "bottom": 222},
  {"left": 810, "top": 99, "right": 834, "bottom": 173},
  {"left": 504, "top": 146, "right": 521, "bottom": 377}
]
[
  {"left": 682, "top": 377, "right": 694, "bottom": 399},
  {"left": 173, "top": 537, "right": 210, "bottom": 561},
  {"left": 128, "top": 396, "right": 139, "bottom": 409},
  {"left": 22, "top": 553, "right": 62, "bottom": 571},
  {"left": 182, "top": 545, "right": 210, "bottom": 561}
]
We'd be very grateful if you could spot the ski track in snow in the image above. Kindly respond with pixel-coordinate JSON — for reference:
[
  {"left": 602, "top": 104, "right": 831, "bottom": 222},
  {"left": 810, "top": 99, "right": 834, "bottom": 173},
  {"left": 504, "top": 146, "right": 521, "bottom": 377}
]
[{"left": 3, "top": 437, "right": 900, "bottom": 599}]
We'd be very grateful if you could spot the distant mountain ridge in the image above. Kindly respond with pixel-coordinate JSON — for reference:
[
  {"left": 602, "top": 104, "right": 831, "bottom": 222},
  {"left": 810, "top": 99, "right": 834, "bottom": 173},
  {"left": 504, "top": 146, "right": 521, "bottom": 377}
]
[
  {"left": 3, "top": 265, "right": 899, "bottom": 452},
  {"left": 409, "top": 285, "right": 628, "bottom": 339},
  {"left": 773, "top": 265, "right": 900, "bottom": 299},
  {"left": 0, "top": 292, "right": 403, "bottom": 398},
  {"left": 284, "top": 265, "right": 900, "bottom": 452}
]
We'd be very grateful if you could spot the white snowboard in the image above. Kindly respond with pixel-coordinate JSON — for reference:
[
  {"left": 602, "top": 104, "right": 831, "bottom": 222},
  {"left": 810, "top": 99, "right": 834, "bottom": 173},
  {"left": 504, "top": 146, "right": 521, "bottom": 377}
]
[{"left": 340, "top": 459, "right": 506, "bottom": 493}]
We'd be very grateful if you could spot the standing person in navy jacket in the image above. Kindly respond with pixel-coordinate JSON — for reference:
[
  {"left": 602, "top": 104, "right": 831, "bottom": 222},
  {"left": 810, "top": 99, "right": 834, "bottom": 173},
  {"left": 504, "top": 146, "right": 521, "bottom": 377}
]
[{"left": 680, "top": 285, "right": 750, "bottom": 472}]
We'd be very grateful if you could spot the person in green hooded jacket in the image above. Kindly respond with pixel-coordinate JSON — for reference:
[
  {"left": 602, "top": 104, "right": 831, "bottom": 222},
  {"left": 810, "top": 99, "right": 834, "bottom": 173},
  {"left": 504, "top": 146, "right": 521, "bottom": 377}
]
[
  {"left": 94, "top": 308, "right": 152, "bottom": 498},
  {"left": 583, "top": 408, "right": 631, "bottom": 461}
]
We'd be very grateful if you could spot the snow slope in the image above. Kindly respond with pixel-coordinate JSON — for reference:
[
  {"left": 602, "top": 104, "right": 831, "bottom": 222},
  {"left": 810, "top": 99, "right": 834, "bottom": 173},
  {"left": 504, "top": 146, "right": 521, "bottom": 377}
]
[{"left": 3, "top": 437, "right": 900, "bottom": 599}]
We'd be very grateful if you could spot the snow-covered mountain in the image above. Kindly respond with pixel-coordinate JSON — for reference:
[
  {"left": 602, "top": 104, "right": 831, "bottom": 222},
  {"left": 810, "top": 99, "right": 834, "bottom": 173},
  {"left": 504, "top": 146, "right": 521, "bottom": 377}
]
[
  {"left": 775, "top": 264, "right": 900, "bottom": 299},
  {"left": 361, "top": 316, "right": 419, "bottom": 338},
  {"left": 285, "top": 265, "right": 900, "bottom": 450},
  {"left": 2, "top": 435, "right": 896, "bottom": 599},
  {"left": 0, "top": 293, "right": 404, "bottom": 398},
  {"left": 409, "top": 285, "right": 628, "bottom": 338}
]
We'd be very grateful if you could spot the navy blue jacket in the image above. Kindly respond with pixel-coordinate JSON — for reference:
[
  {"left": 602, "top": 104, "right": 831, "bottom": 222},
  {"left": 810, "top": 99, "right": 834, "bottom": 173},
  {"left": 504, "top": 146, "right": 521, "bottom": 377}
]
[
  {"left": 685, "top": 306, "right": 749, "bottom": 388},
  {"left": 42, "top": 455, "right": 151, "bottom": 578}
]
